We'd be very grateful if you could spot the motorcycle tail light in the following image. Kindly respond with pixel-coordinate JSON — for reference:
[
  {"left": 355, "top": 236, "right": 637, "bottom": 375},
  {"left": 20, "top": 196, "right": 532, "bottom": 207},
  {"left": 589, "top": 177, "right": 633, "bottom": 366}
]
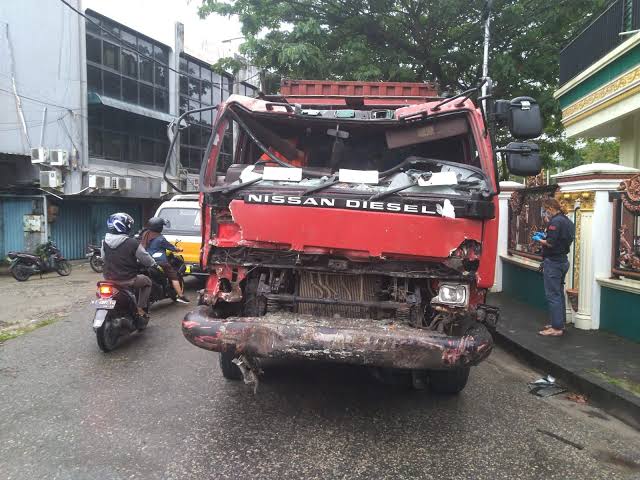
[{"left": 98, "top": 284, "right": 114, "bottom": 297}]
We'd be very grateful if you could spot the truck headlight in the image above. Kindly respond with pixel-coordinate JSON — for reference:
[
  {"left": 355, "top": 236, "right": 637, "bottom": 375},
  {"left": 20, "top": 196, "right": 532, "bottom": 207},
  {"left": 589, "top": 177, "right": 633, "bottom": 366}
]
[{"left": 433, "top": 284, "right": 469, "bottom": 307}]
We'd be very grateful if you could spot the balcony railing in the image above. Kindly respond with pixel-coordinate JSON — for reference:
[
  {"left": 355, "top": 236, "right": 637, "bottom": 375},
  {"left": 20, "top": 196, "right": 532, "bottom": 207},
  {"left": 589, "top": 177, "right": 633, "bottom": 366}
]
[
  {"left": 559, "top": 0, "right": 630, "bottom": 86},
  {"left": 508, "top": 185, "right": 559, "bottom": 261}
]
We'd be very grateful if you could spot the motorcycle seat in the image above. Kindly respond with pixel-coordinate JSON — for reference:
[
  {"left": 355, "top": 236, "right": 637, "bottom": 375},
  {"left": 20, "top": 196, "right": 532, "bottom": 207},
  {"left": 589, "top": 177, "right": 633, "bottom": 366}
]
[{"left": 7, "top": 251, "right": 38, "bottom": 259}]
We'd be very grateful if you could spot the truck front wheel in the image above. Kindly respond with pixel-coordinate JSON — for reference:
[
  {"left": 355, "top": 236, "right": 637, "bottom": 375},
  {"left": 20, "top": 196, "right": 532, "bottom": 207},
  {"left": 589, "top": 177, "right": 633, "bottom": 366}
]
[
  {"left": 219, "top": 351, "right": 242, "bottom": 380},
  {"left": 429, "top": 367, "right": 470, "bottom": 394}
]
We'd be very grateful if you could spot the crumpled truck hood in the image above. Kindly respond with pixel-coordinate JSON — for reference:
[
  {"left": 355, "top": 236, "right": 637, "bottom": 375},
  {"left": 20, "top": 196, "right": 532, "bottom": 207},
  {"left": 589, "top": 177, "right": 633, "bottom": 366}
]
[{"left": 226, "top": 200, "right": 483, "bottom": 259}]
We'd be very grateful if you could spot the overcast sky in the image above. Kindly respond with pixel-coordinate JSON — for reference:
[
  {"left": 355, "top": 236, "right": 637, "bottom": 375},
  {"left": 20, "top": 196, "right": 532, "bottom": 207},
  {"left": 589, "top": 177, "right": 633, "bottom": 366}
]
[{"left": 83, "top": 0, "right": 244, "bottom": 62}]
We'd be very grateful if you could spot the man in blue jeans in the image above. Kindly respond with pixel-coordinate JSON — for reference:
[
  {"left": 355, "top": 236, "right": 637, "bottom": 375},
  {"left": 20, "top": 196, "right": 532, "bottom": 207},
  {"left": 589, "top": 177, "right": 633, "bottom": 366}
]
[{"left": 533, "top": 198, "right": 575, "bottom": 337}]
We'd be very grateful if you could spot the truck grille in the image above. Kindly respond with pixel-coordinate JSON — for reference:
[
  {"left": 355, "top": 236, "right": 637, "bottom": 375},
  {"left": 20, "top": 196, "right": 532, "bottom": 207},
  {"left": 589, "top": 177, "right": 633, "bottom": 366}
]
[{"left": 297, "top": 272, "right": 380, "bottom": 318}]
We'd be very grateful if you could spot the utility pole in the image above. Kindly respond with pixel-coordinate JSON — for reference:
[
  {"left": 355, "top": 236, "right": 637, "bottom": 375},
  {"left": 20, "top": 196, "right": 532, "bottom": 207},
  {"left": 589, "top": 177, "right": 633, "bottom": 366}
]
[{"left": 481, "top": 0, "right": 493, "bottom": 111}]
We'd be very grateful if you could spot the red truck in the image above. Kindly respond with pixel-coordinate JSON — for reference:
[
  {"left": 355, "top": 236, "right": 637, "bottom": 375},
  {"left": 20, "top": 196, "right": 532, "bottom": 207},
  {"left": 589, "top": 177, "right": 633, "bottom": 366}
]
[{"left": 170, "top": 79, "right": 542, "bottom": 393}]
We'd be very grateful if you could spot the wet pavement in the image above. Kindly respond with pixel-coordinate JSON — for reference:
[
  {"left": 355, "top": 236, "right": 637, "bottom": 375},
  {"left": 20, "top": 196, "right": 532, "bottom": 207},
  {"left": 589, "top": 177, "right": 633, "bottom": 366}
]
[
  {"left": 0, "top": 261, "right": 96, "bottom": 331},
  {"left": 1, "top": 282, "right": 640, "bottom": 480}
]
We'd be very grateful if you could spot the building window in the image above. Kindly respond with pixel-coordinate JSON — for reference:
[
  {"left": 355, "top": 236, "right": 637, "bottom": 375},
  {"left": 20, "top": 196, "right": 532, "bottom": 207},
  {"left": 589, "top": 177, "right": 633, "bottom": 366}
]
[
  {"left": 155, "top": 89, "right": 169, "bottom": 112},
  {"left": 102, "top": 42, "right": 120, "bottom": 71},
  {"left": 85, "top": 11, "right": 170, "bottom": 113},
  {"left": 87, "top": 65, "right": 102, "bottom": 93},
  {"left": 139, "top": 84, "right": 154, "bottom": 109},
  {"left": 88, "top": 127, "right": 103, "bottom": 157},
  {"left": 103, "top": 71, "right": 121, "bottom": 99},
  {"left": 88, "top": 105, "right": 168, "bottom": 165},
  {"left": 86, "top": 35, "right": 101, "bottom": 63},
  {"left": 122, "top": 78, "right": 138, "bottom": 103},
  {"left": 121, "top": 49, "right": 137, "bottom": 78},
  {"left": 178, "top": 53, "right": 235, "bottom": 173}
]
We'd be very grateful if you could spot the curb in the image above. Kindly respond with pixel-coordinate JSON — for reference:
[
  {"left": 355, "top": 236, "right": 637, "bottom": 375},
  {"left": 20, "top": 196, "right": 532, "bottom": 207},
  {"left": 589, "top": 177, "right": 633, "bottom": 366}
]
[{"left": 493, "top": 329, "right": 640, "bottom": 430}]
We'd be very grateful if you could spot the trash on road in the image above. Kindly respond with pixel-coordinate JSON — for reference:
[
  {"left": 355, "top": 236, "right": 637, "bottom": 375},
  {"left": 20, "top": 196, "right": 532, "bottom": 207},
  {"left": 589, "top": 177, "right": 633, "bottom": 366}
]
[
  {"left": 528, "top": 374, "right": 567, "bottom": 397},
  {"left": 566, "top": 393, "right": 588, "bottom": 404}
]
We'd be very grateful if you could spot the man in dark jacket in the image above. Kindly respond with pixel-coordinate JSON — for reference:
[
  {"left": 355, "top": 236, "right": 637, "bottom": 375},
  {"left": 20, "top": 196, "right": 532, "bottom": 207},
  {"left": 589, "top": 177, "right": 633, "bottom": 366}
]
[
  {"left": 533, "top": 198, "right": 575, "bottom": 337},
  {"left": 102, "top": 212, "right": 156, "bottom": 318},
  {"left": 140, "top": 217, "right": 189, "bottom": 303}
]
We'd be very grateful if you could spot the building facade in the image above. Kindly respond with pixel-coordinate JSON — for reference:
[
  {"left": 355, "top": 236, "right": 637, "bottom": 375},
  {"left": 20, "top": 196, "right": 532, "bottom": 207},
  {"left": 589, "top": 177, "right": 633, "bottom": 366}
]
[
  {"left": 548, "top": 0, "right": 640, "bottom": 341},
  {"left": 0, "top": 1, "right": 259, "bottom": 259},
  {"left": 555, "top": 0, "right": 640, "bottom": 168}
]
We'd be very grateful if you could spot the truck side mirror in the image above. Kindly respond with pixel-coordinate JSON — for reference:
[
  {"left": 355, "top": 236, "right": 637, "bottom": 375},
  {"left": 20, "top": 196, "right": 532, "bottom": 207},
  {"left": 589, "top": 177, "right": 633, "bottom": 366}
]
[
  {"left": 494, "top": 97, "right": 543, "bottom": 140},
  {"left": 501, "top": 142, "right": 542, "bottom": 177}
]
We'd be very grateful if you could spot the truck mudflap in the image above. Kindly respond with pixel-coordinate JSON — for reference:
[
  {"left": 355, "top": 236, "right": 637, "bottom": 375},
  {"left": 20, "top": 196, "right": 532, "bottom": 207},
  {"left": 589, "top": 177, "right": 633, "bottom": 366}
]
[{"left": 182, "top": 306, "right": 494, "bottom": 370}]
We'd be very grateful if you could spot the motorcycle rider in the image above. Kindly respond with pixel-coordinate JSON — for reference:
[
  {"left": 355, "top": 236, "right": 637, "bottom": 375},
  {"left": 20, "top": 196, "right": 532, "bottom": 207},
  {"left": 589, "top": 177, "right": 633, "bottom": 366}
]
[
  {"left": 101, "top": 212, "right": 157, "bottom": 319},
  {"left": 140, "top": 217, "right": 190, "bottom": 304}
]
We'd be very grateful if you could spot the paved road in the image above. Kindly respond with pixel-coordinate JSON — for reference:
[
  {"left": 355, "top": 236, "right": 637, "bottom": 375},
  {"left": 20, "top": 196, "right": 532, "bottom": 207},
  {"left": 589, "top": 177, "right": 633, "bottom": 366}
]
[{"left": 1, "top": 284, "right": 639, "bottom": 480}]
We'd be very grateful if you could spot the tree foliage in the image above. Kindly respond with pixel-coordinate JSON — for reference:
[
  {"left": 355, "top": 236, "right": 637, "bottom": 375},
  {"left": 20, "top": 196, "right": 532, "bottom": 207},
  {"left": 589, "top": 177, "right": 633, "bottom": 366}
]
[
  {"left": 200, "top": 0, "right": 610, "bottom": 166},
  {"left": 556, "top": 138, "right": 620, "bottom": 171}
]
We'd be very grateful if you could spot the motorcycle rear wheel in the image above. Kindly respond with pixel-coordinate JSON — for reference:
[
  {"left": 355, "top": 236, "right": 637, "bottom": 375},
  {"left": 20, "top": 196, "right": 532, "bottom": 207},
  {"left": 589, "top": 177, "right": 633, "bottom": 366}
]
[
  {"left": 96, "top": 313, "right": 120, "bottom": 352},
  {"left": 89, "top": 255, "right": 104, "bottom": 273},
  {"left": 11, "top": 264, "right": 32, "bottom": 282},
  {"left": 56, "top": 260, "right": 72, "bottom": 276}
]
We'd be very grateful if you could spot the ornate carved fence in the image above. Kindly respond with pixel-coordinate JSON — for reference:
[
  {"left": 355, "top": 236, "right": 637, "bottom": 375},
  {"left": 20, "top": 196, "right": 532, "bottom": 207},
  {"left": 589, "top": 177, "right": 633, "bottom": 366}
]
[
  {"left": 612, "top": 174, "right": 640, "bottom": 280},
  {"left": 508, "top": 185, "right": 558, "bottom": 261}
]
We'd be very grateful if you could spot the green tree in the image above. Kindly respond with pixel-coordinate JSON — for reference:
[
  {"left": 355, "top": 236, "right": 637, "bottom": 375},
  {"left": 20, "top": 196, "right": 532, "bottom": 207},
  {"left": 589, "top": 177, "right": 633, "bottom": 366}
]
[{"left": 200, "top": 0, "right": 609, "bottom": 166}]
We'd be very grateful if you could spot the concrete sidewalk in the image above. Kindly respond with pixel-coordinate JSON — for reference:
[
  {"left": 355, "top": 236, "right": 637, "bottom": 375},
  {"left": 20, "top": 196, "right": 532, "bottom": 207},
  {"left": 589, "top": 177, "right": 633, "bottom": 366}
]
[{"left": 489, "top": 292, "right": 640, "bottom": 429}]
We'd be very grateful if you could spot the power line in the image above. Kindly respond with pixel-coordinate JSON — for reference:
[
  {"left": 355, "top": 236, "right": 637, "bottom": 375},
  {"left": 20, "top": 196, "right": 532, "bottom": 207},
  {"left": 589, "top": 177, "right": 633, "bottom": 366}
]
[
  {"left": 0, "top": 87, "right": 81, "bottom": 112},
  {"left": 0, "top": 113, "right": 69, "bottom": 133}
]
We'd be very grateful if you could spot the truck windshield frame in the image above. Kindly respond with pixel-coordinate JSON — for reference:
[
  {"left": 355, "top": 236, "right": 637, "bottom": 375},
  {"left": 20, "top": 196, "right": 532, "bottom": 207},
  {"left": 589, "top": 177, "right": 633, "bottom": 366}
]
[{"left": 201, "top": 103, "right": 494, "bottom": 198}]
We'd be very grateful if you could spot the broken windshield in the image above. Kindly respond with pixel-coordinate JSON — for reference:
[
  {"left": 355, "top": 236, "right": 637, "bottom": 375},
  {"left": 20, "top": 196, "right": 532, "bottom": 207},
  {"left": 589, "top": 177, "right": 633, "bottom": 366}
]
[{"left": 216, "top": 107, "right": 490, "bottom": 197}]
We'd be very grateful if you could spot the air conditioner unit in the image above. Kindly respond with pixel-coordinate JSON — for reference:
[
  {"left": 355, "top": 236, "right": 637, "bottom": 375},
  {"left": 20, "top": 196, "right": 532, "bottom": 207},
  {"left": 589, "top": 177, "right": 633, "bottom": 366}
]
[
  {"left": 88, "top": 174, "right": 111, "bottom": 189},
  {"left": 111, "top": 176, "right": 132, "bottom": 190},
  {"left": 49, "top": 149, "right": 69, "bottom": 167},
  {"left": 39, "top": 170, "right": 61, "bottom": 188},
  {"left": 191, "top": 176, "right": 200, "bottom": 189},
  {"left": 161, "top": 180, "right": 173, "bottom": 194},
  {"left": 31, "top": 147, "right": 50, "bottom": 164}
]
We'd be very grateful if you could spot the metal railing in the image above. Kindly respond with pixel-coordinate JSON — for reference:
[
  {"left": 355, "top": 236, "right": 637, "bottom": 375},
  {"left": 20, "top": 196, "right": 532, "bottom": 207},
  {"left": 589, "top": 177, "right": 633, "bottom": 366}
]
[
  {"left": 612, "top": 175, "right": 640, "bottom": 279},
  {"left": 559, "top": 0, "right": 626, "bottom": 85},
  {"left": 507, "top": 185, "right": 558, "bottom": 261}
]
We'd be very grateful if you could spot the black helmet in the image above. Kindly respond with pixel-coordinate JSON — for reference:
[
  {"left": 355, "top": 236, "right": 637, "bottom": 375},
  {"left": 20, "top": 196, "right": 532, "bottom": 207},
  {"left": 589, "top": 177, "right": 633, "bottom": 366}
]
[
  {"left": 147, "top": 217, "right": 167, "bottom": 233},
  {"left": 107, "top": 212, "right": 134, "bottom": 234}
]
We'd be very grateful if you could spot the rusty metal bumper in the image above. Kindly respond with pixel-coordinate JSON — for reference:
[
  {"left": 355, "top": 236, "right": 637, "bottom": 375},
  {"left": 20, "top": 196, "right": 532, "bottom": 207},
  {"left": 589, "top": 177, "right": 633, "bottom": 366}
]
[{"left": 182, "top": 306, "right": 494, "bottom": 370}]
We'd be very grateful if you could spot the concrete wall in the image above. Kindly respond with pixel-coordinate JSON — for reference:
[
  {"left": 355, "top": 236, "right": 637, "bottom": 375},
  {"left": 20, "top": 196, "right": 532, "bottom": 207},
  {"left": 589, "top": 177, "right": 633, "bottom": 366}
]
[
  {"left": 600, "top": 286, "right": 640, "bottom": 342},
  {"left": 502, "top": 261, "right": 547, "bottom": 311},
  {"left": 0, "top": 0, "right": 84, "bottom": 162}
]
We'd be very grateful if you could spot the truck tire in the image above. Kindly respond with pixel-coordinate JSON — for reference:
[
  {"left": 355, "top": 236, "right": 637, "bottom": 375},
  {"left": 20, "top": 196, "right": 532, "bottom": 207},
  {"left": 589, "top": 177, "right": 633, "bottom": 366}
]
[
  {"left": 219, "top": 351, "right": 242, "bottom": 380},
  {"left": 429, "top": 367, "right": 470, "bottom": 394}
]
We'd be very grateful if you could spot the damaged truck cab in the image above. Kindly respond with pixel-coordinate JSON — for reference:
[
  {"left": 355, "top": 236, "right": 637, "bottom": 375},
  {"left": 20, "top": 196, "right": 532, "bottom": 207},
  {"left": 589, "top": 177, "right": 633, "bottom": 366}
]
[{"left": 178, "top": 80, "right": 543, "bottom": 393}]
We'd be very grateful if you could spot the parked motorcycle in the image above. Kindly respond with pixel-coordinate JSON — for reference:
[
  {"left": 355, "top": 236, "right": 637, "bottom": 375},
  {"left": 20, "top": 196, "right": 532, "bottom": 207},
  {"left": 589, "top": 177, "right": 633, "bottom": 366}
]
[
  {"left": 86, "top": 243, "right": 104, "bottom": 273},
  {"left": 92, "top": 249, "right": 187, "bottom": 352},
  {"left": 7, "top": 241, "right": 71, "bottom": 282}
]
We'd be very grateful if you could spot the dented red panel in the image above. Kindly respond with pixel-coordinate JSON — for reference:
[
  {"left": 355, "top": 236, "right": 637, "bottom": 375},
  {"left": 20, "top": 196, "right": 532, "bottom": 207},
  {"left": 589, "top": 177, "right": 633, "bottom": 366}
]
[
  {"left": 476, "top": 208, "right": 499, "bottom": 288},
  {"left": 227, "top": 201, "right": 483, "bottom": 259}
]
